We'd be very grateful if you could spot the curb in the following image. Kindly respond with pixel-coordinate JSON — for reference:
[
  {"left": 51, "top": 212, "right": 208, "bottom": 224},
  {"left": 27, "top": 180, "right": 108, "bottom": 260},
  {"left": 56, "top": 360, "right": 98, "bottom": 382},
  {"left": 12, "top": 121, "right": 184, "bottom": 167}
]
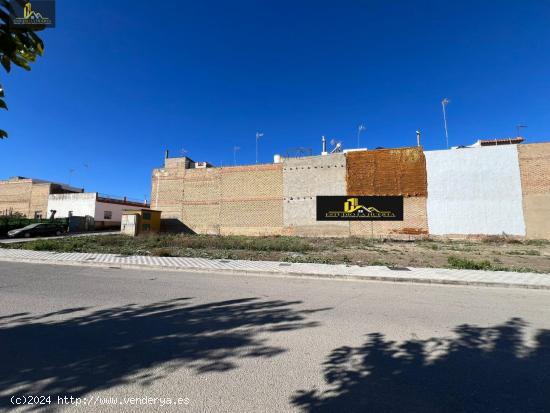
[{"left": 0, "top": 256, "right": 549, "bottom": 291}]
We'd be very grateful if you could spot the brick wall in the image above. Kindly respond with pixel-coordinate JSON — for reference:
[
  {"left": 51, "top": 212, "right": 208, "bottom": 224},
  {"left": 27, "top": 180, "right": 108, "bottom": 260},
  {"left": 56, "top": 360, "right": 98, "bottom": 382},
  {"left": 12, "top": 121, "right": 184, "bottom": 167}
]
[
  {"left": 0, "top": 179, "right": 52, "bottom": 217},
  {"left": 518, "top": 143, "right": 550, "bottom": 239},
  {"left": 30, "top": 183, "right": 52, "bottom": 218},
  {"left": 151, "top": 163, "right": 186, "bottom": 222},
  {"left": 346, "top": 147, "right": 427, "bottom": 197},
  {"left": 350, "top": 196, "right": 428, "bottom": 239},
  {"left": 283, "top": 154, "right": 349, "bottom": 236},
  {"left": 151, "top": 161, "right": 284, "bottom": 235},
  {"left": 182, "top": 168, "right": 220, "bottom": 234},
  {"left": 219, "top": 164, "right": 283, "bottom": 235},
  {"left": 346, "top": 148, "right": 428, "bottom": 238}
]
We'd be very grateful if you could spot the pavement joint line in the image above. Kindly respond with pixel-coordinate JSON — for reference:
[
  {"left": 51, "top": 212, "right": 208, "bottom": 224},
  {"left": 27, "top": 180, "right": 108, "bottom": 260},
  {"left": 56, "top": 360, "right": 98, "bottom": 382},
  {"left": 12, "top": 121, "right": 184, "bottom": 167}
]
[{"left": 0, "top": 248, "right": 549, "bottom": 290}]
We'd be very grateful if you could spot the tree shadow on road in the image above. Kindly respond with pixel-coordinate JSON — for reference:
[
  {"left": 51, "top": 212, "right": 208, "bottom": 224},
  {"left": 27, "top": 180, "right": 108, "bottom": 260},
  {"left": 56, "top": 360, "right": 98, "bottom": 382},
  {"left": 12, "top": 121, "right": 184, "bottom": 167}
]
[
  {"left": 292, "top": 318, "right": 550, "bottom": 413},
  {"left": 0, "top": 297, "right": 328, "bottom": 406}
]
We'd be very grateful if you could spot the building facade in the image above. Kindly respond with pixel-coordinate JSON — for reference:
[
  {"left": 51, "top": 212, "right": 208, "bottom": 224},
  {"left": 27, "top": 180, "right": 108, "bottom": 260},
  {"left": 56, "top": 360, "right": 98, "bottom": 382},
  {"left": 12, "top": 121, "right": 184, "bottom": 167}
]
[
  {"left": 150, "top": 141, "right": 550, "bottom": 239},
  {"left": 48, "top": 192, "right": 149, "bottom": 228},
  {"left": 0, "top": 177, "right": 83, "bottom": 219}
]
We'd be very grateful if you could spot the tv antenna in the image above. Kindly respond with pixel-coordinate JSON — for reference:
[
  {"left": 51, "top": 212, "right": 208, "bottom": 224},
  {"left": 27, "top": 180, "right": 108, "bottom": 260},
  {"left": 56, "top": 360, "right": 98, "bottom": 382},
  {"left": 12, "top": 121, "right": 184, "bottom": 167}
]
[
  {"left": 357, "top": 124, "right": 366, "bottom": 148},
  {"left": 516, "top": 124, "right": 527, "bottom": 137},
  {"left": 329, "top": 139, "right": 343, "bottom": 153}
]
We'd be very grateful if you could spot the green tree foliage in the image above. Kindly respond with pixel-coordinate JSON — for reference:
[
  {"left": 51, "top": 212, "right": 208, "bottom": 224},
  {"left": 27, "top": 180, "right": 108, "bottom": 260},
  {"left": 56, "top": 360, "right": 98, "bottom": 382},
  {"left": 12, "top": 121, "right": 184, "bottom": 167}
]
[{"left": 0, "top": 0, "right": 45, "bottom": 138}]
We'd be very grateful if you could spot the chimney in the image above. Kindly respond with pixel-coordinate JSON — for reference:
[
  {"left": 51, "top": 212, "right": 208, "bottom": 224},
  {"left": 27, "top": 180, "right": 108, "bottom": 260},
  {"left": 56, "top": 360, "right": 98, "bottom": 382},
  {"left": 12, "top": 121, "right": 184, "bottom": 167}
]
[
  {"left": 164, "top": 149, "right": 169, "bottom": 159},
  {"left": 322, "top": 136, "right": 328, "bottom": 155},
  {"left": 416, "top": 130, "right": 421, "bottom": 147}
]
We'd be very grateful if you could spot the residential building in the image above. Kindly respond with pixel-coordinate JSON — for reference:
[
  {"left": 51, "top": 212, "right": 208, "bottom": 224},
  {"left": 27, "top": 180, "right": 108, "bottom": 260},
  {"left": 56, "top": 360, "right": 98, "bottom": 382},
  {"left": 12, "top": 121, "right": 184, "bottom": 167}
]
[
  {"left": 0, "top": 176, "right": 83, "bottom": 218},
  {"left": 48, "top": 192, "right": 149, "bottom": 229}
]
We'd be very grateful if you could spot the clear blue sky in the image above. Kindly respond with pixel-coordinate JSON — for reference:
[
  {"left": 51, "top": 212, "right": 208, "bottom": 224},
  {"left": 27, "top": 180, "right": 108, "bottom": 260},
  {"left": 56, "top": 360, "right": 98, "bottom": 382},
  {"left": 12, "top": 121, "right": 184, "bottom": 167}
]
[{"left": 1, "top": 0, "right": 549, "bottom": 200}]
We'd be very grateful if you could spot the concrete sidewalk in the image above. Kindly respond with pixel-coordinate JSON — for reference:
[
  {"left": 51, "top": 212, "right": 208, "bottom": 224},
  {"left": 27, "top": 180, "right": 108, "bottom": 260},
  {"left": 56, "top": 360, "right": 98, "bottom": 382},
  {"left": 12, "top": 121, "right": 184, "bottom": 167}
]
[{"left": 0, "top": 248, "right": 549, "bottom": 290}]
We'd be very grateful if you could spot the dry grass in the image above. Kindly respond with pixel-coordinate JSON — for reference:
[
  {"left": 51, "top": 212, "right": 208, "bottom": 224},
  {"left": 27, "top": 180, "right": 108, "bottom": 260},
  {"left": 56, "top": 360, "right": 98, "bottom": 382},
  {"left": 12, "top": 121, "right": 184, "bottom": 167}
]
[{"left": 2, "top": 233, "right": 549, "bottom": 273}]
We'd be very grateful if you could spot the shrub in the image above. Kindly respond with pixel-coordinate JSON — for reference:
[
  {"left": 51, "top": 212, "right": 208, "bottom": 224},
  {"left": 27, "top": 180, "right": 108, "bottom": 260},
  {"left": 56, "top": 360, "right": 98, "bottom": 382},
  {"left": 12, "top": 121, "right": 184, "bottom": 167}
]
[{"left": 447, "top": 256, "right": 493, "bottom": 270}]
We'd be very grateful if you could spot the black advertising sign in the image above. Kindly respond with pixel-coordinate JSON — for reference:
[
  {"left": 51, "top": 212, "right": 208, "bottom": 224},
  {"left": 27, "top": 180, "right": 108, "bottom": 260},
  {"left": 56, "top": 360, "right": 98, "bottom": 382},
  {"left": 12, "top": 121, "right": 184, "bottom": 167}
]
[{"left": 316, "top": 196, "right": 404, "bottom": 221}]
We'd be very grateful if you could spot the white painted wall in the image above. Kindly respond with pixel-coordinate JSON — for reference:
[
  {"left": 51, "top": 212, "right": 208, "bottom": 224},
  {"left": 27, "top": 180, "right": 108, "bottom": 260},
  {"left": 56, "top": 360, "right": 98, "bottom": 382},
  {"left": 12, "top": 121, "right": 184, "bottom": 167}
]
[
  {"left": 425, "top": 145, "right": 526, "bottom": 235},
  {"left": 94, "top": 201, "right": 129, "bottom": 222},
  {"left": 48, "top": 193, "right": 132, "bottom": 223},
  {"left": 47, "top": 192, "right": 96, "bottom": 218}
]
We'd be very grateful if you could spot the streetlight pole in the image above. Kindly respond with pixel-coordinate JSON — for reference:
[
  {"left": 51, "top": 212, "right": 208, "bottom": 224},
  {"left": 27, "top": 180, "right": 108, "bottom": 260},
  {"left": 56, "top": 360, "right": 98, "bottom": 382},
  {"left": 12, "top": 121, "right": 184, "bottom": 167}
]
[
  {"left": 233, "top": 146, "right": 240, "bottom": 166},
  {"left": 441, "top": 98, "right": 450, "bottom": 149},
  {"left": 357, "top": 124, "right": 366, "bottom": 148},
  {"left": 255, "top": 131, "right": 264, "bottom": 164}
]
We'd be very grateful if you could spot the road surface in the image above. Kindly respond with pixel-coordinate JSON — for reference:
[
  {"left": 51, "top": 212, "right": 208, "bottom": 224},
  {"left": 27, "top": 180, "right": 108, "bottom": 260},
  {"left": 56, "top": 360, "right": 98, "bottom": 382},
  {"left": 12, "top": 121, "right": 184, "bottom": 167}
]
[{"left": 1, "top": 261, "right": 549, "bottom": 412}]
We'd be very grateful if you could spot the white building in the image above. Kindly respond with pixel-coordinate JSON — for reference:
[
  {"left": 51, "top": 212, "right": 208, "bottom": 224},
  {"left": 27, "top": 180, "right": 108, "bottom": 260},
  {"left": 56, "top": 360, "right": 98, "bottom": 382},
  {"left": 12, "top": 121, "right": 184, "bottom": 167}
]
[{"left": 47, "top": 192, "right": 149, "bottom": 229}]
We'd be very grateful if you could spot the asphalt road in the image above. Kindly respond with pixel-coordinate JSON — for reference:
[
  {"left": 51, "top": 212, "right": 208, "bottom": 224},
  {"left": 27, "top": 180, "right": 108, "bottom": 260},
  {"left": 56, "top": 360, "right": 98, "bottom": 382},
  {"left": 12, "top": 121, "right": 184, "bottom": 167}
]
[{"left": 1, "top": 261, "right": 550, "bottom": 412}]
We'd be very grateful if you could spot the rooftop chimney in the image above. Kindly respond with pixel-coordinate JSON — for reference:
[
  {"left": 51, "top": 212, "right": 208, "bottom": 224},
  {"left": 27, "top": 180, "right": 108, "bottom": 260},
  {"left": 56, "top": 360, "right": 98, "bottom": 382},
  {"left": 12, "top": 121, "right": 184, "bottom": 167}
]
[
  {"left": 321, "top": 136, "right": 328, "bottom": 155},
  {"left": 164, "top": 149, "right": 169, "bottom": 159}
]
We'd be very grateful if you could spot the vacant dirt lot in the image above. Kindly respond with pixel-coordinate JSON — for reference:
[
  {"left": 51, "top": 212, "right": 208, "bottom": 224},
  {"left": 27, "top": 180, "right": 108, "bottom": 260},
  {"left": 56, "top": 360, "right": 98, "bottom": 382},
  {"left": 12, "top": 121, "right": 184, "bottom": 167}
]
[{"left": 2, "top": 234, "right": 549, "bottom": 273}]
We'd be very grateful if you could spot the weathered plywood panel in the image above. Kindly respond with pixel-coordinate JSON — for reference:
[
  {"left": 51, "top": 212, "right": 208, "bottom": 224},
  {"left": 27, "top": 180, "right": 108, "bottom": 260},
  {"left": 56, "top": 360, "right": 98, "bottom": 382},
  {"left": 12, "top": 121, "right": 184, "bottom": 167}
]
[{"left": 425, "top": 146, "right": 525, "bottom": 236}]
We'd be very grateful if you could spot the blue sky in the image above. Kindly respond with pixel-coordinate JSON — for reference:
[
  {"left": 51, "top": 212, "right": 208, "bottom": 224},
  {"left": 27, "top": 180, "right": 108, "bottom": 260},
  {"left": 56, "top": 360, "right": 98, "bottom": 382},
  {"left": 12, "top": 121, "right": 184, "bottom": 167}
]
[{"left": 1, "top": 0, "right": 549, "bottom": 200}]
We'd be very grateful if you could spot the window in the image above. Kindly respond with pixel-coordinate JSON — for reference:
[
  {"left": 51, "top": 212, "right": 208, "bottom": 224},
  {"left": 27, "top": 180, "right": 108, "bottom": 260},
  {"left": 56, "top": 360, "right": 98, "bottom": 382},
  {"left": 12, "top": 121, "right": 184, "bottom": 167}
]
[
  {"left": 34, "top": 211, "right": 42, "bottom": 219},
  {"left": 142, "top": 212, "right": 151, "bottom": 220},
  {"left": 104, "top": 211, "right": 112, "bottom": 220},
  {"left": 142, "top": 223, "right": 151, "bottom": 232}
]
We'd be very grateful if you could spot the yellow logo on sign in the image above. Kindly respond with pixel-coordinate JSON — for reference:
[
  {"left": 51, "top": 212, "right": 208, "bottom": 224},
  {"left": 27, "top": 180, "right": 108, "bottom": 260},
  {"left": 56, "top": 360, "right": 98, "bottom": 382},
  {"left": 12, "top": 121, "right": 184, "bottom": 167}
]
[
  {"left": 343, "top": 197, "right": 386, "bottom": 214},
  {"left": 24, "top": 3, "right": 33, "bottom": 18},
  {"left": 326, "top": 197, "right": 396, "bottom": 218},
  {"left": 23, "top": 2, "right": 44, "bottom": 19}
]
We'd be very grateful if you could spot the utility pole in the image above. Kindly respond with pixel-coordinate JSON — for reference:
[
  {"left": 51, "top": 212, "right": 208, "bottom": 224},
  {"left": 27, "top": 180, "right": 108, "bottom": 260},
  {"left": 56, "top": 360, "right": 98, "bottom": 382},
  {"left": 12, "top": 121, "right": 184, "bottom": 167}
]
[
  {"left": 255, "top": 131, "right": 264, "bottom": 164},
  {"left": 441, "top": 98, "right": 450, "bottom": 149},
  {"left": 233, "top": 146, "right": 240, "bottom": 166},
  {"left": 357, "top": 124, "right": 366, "bottom": 148}
]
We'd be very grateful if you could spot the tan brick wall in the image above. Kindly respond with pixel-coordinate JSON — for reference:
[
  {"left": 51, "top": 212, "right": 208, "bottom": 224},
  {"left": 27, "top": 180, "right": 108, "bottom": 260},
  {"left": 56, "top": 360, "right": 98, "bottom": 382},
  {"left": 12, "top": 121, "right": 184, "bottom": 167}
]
[
  {"left": 518, "top": 142, "right": 550, "bottom": 239},
  {"left": 182, "top": 168, "right": 220, "bottom": 233},
  {"left": 220, "top": 164, "right": 283, "bottom": 232},
  {"left": 151, "top": 166, "right": 185, "bottom": 221},
  {"left": 0, "top": 179, "right": 32, "bottom": 216},
  {"left": 0, "top": 179, "right": 52, "bottom": 217},
  {"left": 350, "top": 196, "right": 429, "bottom": 239},
  {"left": 151, "top": 162, "right": 284, "bottom": 235},
  {"left": 30, "top": 183, "right": 52, "bottom": 218},
  {"left": 283, "top": 154, "right": 348, "bottom": 236}
]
